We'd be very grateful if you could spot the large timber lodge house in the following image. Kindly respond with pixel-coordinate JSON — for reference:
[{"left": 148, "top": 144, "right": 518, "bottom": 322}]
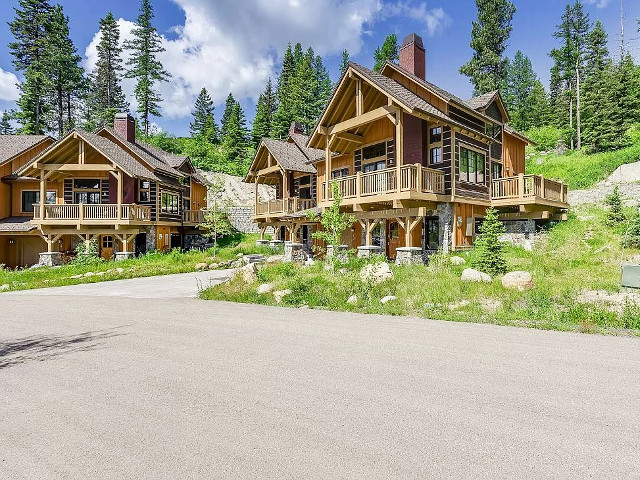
[{"left": 245, "top": 33, "right": 568, "bottom": 263}]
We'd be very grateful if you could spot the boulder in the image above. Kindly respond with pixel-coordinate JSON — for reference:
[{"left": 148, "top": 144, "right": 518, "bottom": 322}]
[
  {"left": 347, "top": 295, "right": 358, "bottom": 304},
  {"left": 83, "top": 272, "right": 95, "bottom": 278},
  {"left": 450, "top": 256, "right": 466, "bottom": 266},
  {"left": 380, "top": 295, "right": 397, "bottom": 304},
  {"left": 236, "top": 263, "right": 258, "bottom": 284},
  {"left": 209, "top": 263, "right": 219, "bottom": 270},
  {"left": 95, "top": 271, "right": 106, "bottom": 276},
  {"left": 69, "top": 274, "right": 83, "bottom": 279},
  {"left": 194, "top": 262, "right": 208, "bottom": 271},
  {"left": 273, "top": 289, "right": 292, "bottom": 303},
  {"left": 257, "top": 283, "right": 274, "bottom": 294},
  {"left": 0, "top": 284, "right": 9, "bottom": 291},
  {"left": 116, "top": 268, "right": 125, "bottom": 274},
  {"left": 502, "top": 271, "right": 534, "bottom": 291},
  {"left": 299, "top": 305, "right": 309, "bottom": 309},
  {"left": 461, "top": 268, "right": 491, "bottom": 283},
  {"left": 266, "top": 255, "right": 284, "bottom": 264},
  {"left": 360, "top": 262, "right": 394, "bottom": 286}
]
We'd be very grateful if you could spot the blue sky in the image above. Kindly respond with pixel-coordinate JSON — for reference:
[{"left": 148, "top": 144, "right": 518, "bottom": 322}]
[{"left": 0, "top": 0, "right": 638, "bottom": 137}]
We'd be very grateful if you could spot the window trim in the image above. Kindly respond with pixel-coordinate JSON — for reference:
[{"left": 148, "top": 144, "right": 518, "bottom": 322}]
[
  {"left": 428, "top": 125, "right": 443, "bottom": 166},
  {"left": 458, "top": 143, "right": 487, "bottom": 186},
  {"left": 139, "top": 179, "right": 151, "bottom": 203},
  {"left": 21, "top": 190, "right": 57, "bottom": 213},
  {"left": 160, "top": 190, "right": 180, "bottom": 215},
  {"left": 354, "top": 137, "right": 393, "bottom": 171}
]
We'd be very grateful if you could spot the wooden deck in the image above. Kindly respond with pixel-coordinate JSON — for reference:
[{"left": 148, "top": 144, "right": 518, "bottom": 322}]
[
  {"left": 254, "top": 197, "right": 316, "bottom": 219},
  {"left": 32, "top": 204, "right": 152, "bottom": 226},
  {"left": 491, "top": 174, "right": 568, "bottom": 208}
]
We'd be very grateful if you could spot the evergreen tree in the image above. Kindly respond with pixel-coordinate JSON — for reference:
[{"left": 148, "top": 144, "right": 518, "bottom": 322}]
[
  {"left": 124, "top": 0, "right": 171, "bottom": 136},
  {"left": 86, "top": 12, "right": 128, "bottom": 130},
  {"left": 623, "top": 206, "right": 640, "bottom": 249},
  {"left": 528, "top": 80, "right": 551, "bottom": 129},
  {"left": 221, "top": 99, "right": 250, "bottom": 168},
  {"left": 373, "top": 34, "right": 398, "bottom": 72},
  {"left": 314, "top": 53, "right": 333, "bottom": 117},
  {"left": 460, "top": 0, "right": 516, "bottom": 95},
  {"left": 0, "top": 111, "right": 15, "bottom": 134},
  {"left": 291, "top": 48, "right": 319, "bottom": 134},
  {"left": 472, "top": 207, "right": 507, "bottom": 276},
  {"left": 251, "top": 78, "right": 276, "bottom": 146},
  {"left": 582, "top": 20, "right": 610, "bottom": 151},
  {"left": 339, "top": 49, "right": 350, "bottom": 77},
  {"left": 502, "top": 51, "right": 537, "bottom": 131},
  {"left": 271, "top": 43, "right": 296, "bottom": 138},
  {"left": 605, "top": 186, "right": 625, "bottom": 226},
  {"left": 8, "top": 0, "right": 54, "bottom": 134},
  {"left": 190, "top": 87, "right": 218, "bottom": 144},
  {"left": 220, "top": 92, "right": 236, "bottom": 137}
]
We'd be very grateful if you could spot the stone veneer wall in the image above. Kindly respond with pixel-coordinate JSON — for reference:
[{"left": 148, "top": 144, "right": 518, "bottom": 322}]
[{"left": 229, "top": 206, "right": 259, "bottom": 233}]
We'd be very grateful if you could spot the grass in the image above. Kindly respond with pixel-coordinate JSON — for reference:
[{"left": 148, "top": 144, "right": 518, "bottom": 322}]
[
  {"left": 525, "top": 143, "right": 640, "bottom": 190},
  {"left": 201, "top": 206, "right": 640, "bottom": 336},
  {"left": 0, "top": 233, "right": 271, "bottom": 292}
]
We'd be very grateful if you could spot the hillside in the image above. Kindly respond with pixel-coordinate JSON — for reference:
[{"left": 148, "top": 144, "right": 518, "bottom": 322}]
[{"left": 198, "top": 170, "right": 275, "bottom": 207}]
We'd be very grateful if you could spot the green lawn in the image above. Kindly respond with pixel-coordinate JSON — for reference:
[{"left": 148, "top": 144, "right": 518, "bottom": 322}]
[
  {"left": 526, "top": 143, "right": 640, "bottom": 190},
  {"left": 0, "top": 233, "right": 269, "bottom": 292},
  {"left": 202, "top": 206, "right": 640, "bottom": 336}
]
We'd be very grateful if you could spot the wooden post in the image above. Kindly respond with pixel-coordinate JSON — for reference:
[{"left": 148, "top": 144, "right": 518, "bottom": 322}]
[
  {"left": 355, "top": 79, "right": 363, "bottom": 116},
  {"left": 518, "top": 173, "right": 525, "bottom": 199},
  {"left": 415, "top": 163, "right": 422, "bottom": 192},
  {"left": 405, "top": 216, "right": 411, "bottom": 247},
  {"left": 254, "top": 176, "right": 259, "bottom": 213},
  {"left": 395, "top": 110, "right": 403, "bottom": 193},
  {"left": 540, "top": 176, "right": 545, "bottom": 199},
  {"left": 116, "top": 171, "right": 123, "bottom": 221},
  {"left": 78, "top": 140, "right": 85, "bottom": 164},
  {"left": 365, "top": 219, "right": 371, "bottom": 246},
  {"left": 39, "top": 169, "right": 46, "bottom": 220},
  {"left": 46, "top": 235, "right": 53, "bottom": 253},
  {"left": 356, "top": 171, "right": 362, "bottom": 199},
  {"left": 325, "top": 135, "right": 331, "bottom": 201}
]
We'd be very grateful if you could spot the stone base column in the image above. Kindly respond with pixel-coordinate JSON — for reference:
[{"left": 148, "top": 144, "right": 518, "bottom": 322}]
[
  {"left": 256, "top": 239, "right": 269, "bottom": 247},
  {"left": 114, "top": 252, "right": 135, "bottom": 262},
  {"left": 395, "top": 246, "right": 424, "bottom": 265},
  {"left": 357, "top": 245, "right": 382, "bottom": 258},
  {"left": 269, "top": 240, "right": 284, "bottom": 250},
  {"left": 39, "top": 252, "right": 62, "bottom": 267},
  {"left": 326, "top": 244, "right": 349, "bottom": 259},
  {"left": 284, "top": 242, "right": 304, "bottom": 263}
]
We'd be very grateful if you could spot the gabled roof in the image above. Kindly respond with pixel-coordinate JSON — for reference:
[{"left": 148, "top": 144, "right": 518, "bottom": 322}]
[
  {"left": 0, "top": 135, "right": 54, "bottom": 166},
  {"left": 261, "top": 138, "right": 317, "bottom": 174},
  {"left": 466, "top": 91, "right": 499, "bottom": 110},
  {"left": 504, "top": 124, "right": 535, "bottom": 145},
  {"left": 288, "top": 133, "right": 325, "bottom": 163}
]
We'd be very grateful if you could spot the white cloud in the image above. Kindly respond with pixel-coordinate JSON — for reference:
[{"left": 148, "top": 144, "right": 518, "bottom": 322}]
[
  {"left": 84, "top": 0, "right": 451, "bottom": 121},
  {"left": 0, "top": 67, "right": 19, "bottom": 102},
  {"left": 584, "top": 0, "right": 611, "bottom": 8}
]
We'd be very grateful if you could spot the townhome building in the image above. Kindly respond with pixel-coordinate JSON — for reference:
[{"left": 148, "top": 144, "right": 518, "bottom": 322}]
[
  {"left": 0, "top": 114, "right": 208, "bottom": 268},
  {"left": 245, "top": 33, "right": 568, "bottom": 263}
]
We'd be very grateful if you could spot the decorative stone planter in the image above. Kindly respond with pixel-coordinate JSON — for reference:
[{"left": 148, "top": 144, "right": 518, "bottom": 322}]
[
  {"left": 255, "top": 239, "right": 270, "bottom": 247},
  {"left": 114, "top": 251, "right": 135, "bottom": 262},
  {"left": 284, "top": 242, "right": 305, "bottom": 263},
  {"left": 326, "top": 244, "right": 349, "bottom": 259},
  {"left": 357, "top": 245, "right": 382, "bottom": 258},
  {"left": 268, "top": 240, "right": 284, "bottom": 250},
  {"left": 38, "top": 252, "right": 62, "bottom": 267},
  {"left": 395, "top": 246, "right": 424, "bottom": 265}
]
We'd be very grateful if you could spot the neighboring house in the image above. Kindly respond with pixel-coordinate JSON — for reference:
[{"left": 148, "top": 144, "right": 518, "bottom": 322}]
[
  {"left": 0, "top": 114, "right": 208, "bottom": 268},
  {"left": 245, "top": 33, "right": 568, "bottom": 262}
]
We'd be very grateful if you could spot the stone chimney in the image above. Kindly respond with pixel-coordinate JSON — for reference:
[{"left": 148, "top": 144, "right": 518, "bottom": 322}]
[
  {"left": 114, "top": 113, "right": 136, "bottom": 143},
  {"left": 289, "top": 121, "right": 305, "bottom": 136},
  {"left": 399, "top": 33, "right": 426, "bottom": 80}
]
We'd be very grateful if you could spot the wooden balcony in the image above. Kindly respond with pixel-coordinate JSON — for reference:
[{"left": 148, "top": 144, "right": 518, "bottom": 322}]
[
  {"left": 254, "top": 197, "right": 317, "bottom": 218},
  {"left": 491, "top": 174, "right": 568, "bottom": 208},
  {"left": 32, "top": 204, "right": 152, "bottom": 226},
  {"left": 183, "top": 209, "right": 206, "bottom": 225},
  {"left": 321, "top": 164, "right": 446, "bottom": 206}
]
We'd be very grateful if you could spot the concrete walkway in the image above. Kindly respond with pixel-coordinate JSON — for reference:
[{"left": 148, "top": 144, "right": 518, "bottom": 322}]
[{"left": 7, "top": 269, "right": 234, "bottom": 298}]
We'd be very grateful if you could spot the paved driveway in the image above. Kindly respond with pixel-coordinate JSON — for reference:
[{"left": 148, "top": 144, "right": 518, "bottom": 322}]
[{"left": 1, "top": 294, "right": 638, "bottom": 479}]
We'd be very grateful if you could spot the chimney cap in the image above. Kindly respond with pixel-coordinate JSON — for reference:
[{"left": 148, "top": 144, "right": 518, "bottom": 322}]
[
  {"left": 401, "top": 33, "right": 424, "bottom": 50},
  {"left": 115, "top": 112, "right": 133, "bottom": 119},
  {"left": 289, "top": 121, "right": 305, "bottom": 135}
]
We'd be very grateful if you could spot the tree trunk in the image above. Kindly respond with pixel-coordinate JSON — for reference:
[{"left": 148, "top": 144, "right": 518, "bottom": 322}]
[
  {"left": 576, "top": 67, "right": 581, "bottom": 150},
  {"left": 569, "top": 92, "right": 574, "bottom": 151},
  {"left": 58, "top": 85, "right": 64, "bottom": 138}
]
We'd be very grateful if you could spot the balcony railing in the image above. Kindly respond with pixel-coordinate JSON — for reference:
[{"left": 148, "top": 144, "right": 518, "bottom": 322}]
[
  {"left": 33, "top": 204, "right": 152, "bottom": 222},
  {"left": 491, "top": 174, "right": 568, "bottom": 204},
  {"left": 255, "top": 197, "right": 316, "bottom": 216},
  {"left": 183, "top": 209, "right": 206, "bottom": 224},
  {"left": 322, "top": 164, "right": 445, "bottom": 201}
]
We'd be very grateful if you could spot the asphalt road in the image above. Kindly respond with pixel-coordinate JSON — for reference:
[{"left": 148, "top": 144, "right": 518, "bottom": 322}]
[{"left": 1, "top": 294, "right": 639, "bottom": 479}]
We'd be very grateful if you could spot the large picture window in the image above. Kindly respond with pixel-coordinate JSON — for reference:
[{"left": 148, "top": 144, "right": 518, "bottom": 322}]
[
  {"left": 355, "top": 140, "right": 394, "bottom": 171},
  {"left": 21, "top": 190, "right": 56, "bottom": 213},
  {"left": 161, "top": 192, "right": 179, "bottom": 214},
  {"left": 459, "top": 146, "right": 486, "bottom": 184},
  {"left": 73, "top": 178, "right": 101, "bottom": 204}
]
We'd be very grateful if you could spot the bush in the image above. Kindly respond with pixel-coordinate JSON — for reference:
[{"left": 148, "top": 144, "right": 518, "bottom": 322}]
[
  {"left": 472, "top": 208, "right": 507, "bottom": 276},
  {"left": 623, "top": 207, "right": 640, "bottom": 248},
  {"left": 71, "top": 238, "right": 103, "bottom": 266},
  {"left": 625, "top": 123, "right": 640, "bottom": 145},
  {"left": 604, "top": 186, "right": 626, "bottom": 226},
  {"left": 526, "top": 125, "right": 563, "bottom": 152}
]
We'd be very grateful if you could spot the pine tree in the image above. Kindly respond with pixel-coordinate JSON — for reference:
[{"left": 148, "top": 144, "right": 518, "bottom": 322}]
[
  {"left": 460, "top": 0, "right": 516, "bottom": 95},
  {"left": 220, "top": 92, "right": 236, "bottom": 138},
  {"left": 124, "top": 0, "right": 171, "bottom": 136},
  {"left": 86, "top": 12, "right": 128, "bottom": 130},
  {"left": 221, "top": 100, "right": 250, "bottom": 168},
  {"left": 528, "top": 80, "right": 551, "bottom": 129},
  {"left": 190, "top": 87, "right": 218, "bottom": 144},
  {"left": 313, "top": 54, "right": 333, "bottom": 120},
  {"left": 605, "top": 186, "right": 625, "bottom": 225},
  {"left": 251, "top": 78, "right": 276, "bottom": 146},
  {"left": 339, "top": 49, "right": 350, "bottom": 76},
  {"left": 8, "top": 0, "right": 54, "bottom": 134},
  {"left": 373, "top": 34, "right": 399, "bottom": 72},
  {"left": 0, "top": 111, "right": 15, "bottom": 134},
  {"left": 472, "top": 207, "right": 507, "bottom": 276},
  {"left": 623, "top": 206, "right": 640, "bottom": 249},
  {"left": 582, "top": 20, "right": 610, "bottom": 151},
  {"left": 502, "top": 51, "right": 537, "bottom": 131},
  {"left": 271, "top": 43, "right": 296, "bottom": 138},
  {"left": 48, "top": 5, "right": 85, "bottom": 137}
]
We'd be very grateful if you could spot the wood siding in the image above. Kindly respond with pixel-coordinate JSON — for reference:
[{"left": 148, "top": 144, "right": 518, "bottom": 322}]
[
  {"left": 502, "top": 131, "right": 526, "bottom": 177},
  {"left": 454, "top": 132, "right": 491, "bottom": 201}
]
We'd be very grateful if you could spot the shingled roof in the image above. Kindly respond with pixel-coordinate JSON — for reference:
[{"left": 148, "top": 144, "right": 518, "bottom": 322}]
[
  {"left": 289, "top": 133, "right": 325, "bottom": 163},
  {"left": 466, "top": 91, "right": 499, "bottom": 110},
  {"left": 0, "top": 135, "right": 52, "bottom": 166},
  {"left": 261, "top": 138, "right": 317, "bottom": 174}
]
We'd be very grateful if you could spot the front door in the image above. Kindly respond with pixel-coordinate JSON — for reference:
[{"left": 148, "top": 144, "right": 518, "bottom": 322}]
[
  {"left": 424, "top": 217, "right": 440, "bottom": 252},
  {"left": 100, "top": 235, "right": 114, "bottom": 260},
  {"left": 387, "top": 220, "right": 400, "bottom": 259}
]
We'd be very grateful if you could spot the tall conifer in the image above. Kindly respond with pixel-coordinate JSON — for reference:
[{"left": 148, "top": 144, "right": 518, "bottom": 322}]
[
  {"left": 190, "top": 87, "right": 218, "bottom": 143},
  {"left": 251, "top": 78, "right": 276, "bottom": 146}
]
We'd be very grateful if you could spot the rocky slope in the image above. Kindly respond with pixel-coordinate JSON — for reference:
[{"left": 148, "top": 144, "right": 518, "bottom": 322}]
[
  {"left": 198, "top": 170, "right": 275, "bottom": 207},
  {"left": 569, "top": 160, "right": 640, "bottom": 206}
]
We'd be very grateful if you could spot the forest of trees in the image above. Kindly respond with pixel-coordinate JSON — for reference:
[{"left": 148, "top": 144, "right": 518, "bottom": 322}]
[{"left": 3, "top": 0, "right": 640, "bottom": 176}]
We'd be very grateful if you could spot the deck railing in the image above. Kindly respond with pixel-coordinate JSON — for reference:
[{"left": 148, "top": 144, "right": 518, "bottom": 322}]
[
  {"left": 255, "top": 197, "right": 317, "bottom": 216},
  {"left": 183, "top": 210, "right": 206, "bottom": 224},
  {"left": 33, "top": 204, "right": 152, "bottom": 222},
  {"left": 491, "top": 174, "right": 568, "bottom": 204},
  {"left": 323, "top": 164, "right": 445, "bottom": 201}
]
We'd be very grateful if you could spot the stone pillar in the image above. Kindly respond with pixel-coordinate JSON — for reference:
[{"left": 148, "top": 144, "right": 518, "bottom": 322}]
[
  {"left": 114, "top": 252, "right": 135, "bottom": 261},
  {"left": 146, "top": 226, "right": 157, "bottom": 252},
  {"left": 395, "top": 246, "right": 424, "bottom": 265},
  {"left": 256, "top": 239, "right": 270, "bottom": 247},
  {"left": 326, "top": 244, "right": 349, "bottom": 259},
  {"left": 269, "top": 239, "right": 284, "bottom": 250},
  {"left": 437, "top": 203, "right": 453, "bottom": 253},
  {"left": 284, "top": 242, "right": 304, "bottom": 263},
  {"left": 357, "top": 245, "right": 383, "bottom": 258},
  {"left": 38, "top": 252, "right": 62, "bottom": 267}
]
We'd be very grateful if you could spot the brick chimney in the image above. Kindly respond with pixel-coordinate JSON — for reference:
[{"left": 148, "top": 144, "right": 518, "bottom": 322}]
[
  {"left": 289, "top": 121, "right": 305, "bottom": 136},
  {"left": 399, "top": 33, "right": 426, "bottom": 80},
  {"left": 114, "top": 113, "right": 136, "bottom": 143}
]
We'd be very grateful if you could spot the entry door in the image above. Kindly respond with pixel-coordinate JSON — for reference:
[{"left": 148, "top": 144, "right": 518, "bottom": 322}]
[
  {"left": 424, "top": 217, "right": 440, "bottom": 252},
  {"left": 387, "top": 220, "right": 400, "bottom": 259},
  {"left": 100, "top": 235, "right": 114, "bottom": 260}
]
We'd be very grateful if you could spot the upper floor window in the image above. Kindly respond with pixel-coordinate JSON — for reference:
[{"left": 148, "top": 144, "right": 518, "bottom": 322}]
[
  {"left": 491, "top": 162, "right": 503, "bottom": 179},
  {"left": 430, "top": 126, "right": 442, "bottom": 143},
  {"left": 486, "top": 123, "right": 502, "bottom": 140},
  {"left": 331, "top": 168, "right": 349, "bottom": 179},
  {"left": 355, "top": 140, "right": 394, "bottom": 170},
  {"left": 430, "top": 147, "right": 442, "bottom": 164},
  {"left": 139, "top": 180, "right": 151, "bottom": 202},
  {"left": 73, "top": 179, "right": 101, "bottom": 204},
  {"left": 459, "top": 146, "right": 485, "bottom": 184},
  {"left": 298, "top": 175, "right": 312, "bottom": 199},
  {"left": 161, "top": 191, "right": 179, "bottom": 214},
  {"left": 429, "top": 125, "right": 443, "bottom": 165},
  {"left": 21, "top": 190, "right": 56, "bottom": 213}
]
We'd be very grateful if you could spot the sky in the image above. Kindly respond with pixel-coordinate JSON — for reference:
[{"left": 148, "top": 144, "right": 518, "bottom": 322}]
[{"left": 0, "top": 0, "right": 639, "bottom": 137}]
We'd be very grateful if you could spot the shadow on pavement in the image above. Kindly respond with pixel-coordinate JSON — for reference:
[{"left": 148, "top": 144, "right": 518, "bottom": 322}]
[{"left": 0, "top": 327, "right": 126, "bottom": 369}]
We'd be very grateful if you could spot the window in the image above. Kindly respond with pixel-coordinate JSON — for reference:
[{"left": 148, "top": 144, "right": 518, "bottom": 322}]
[
  {"left": 73, "top": 179, "right": 100, "bottom": 189},
  {"left": 74, "top": 192, "right": 101, "bottom": 204},
  {"left": 139, "top": 180, "right": 150, "bottom": 202},
  {"left": 485, "top": 123, "right": 502, "bottom": 140},
  {"left": 161, "top": 192, "right": 179, "bottom": 214},
  {"left": 430, "top": 147, "right": 442, "bottom": 164},
  {"left": 362, "top": 142, "right": 386, "bottom": 160},
  {"left": 73, "top": 178, "right": 101, "bottom": 204},
  {"left": 459, "top": 146, "right": 486, "bottom": 184},
  {"left": 298, "top": 175, "right": 312, "bottom": 199},
  {"left": 331, "top": 168, "right": 349, "bottom": 179},
  {"left": 102, "top": 235, "right": 113, "bottom": 248},
  {"left": 362, "top": 160, "right": 386, "bottom": 173},
  {"left": 430, "top": 126, "right": 442, "bottom": 143},
  {"left": 491, "top": 162, "right": 503, "bottom": 179},
  {"left": 428, "top": 126, "right": 443, "bottom": 165},
  {"left": 425, "top": 217, "right": 440, "bottom": 250},
  {"left": 21, "top": 190, "right": 56, "bottom": 213}
]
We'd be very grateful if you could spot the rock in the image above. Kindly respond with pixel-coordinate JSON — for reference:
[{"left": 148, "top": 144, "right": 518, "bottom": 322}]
[
  {"left": 209, "top": 263, "right": 219, "bottom": 270},
  {"left": 338, "top": 268, "right": 349, "bottom": 275},
  {"left": 231, "top": 260, "right": 243, "bottom": 268},
  {"left": 461, "top": 268, "right": 491, "bottom": 283},
  {"left": 69, "top": 274, "right": 83, "bottom": 279},
  {"left": 347, "top": 295, "right": 358, "bottom": 304},
  {"left": 236, "top": 263, "right": 258, "bottom": 284},
  {"left": 303, "top": 257, "right": 315, "bottom": 267},
  {"left": 95, "top": 271, "right": 106, "bottom": 276},
  {"left": 360, "top": 262, "right": 394, "bottom": 286},
  {"left": 266, "top": 255, "right": 284, "bottom": 264},
  {"left": 449, "top": 299, "right": 470, "bottom": 311},
  {"left": 257, "top": 283, "right": 274, "bottom": 294},
  {"left": 502, "top": 271, "right": 534, "bottom": 291},
  {"left": 273, "top": 289, "right": 292, "bottom": 303},
  {"left": 236, "top": 253, "right": 244, "bottom": 258},
  {"left": 0, "top": 284, "right": 9, "bottom": 291},
  {"left": 380, "top": 295, "right": 397, "bottom": 304},
  {"left": 194, "top": 262, "right": 208, "bottom": 271},
  {"left": 450, "top": 256, "right": 466, "bottom": 266},
  {"left": 116, "top": 268, "right": 124, "bottom": 274},
  {"left": 83, "top": 272, "right": 95, "bottom": 278},
  {"left": 299, "top": 305, "right": 309, "bottom": 309}
]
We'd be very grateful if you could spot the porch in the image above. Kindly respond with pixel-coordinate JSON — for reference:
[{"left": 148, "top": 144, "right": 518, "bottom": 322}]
[
  {"left": 491, "top": 174, "right": 568, "bottom": 208},
  {"left": 183, "top": 209, "right": 206, "bottom": 225},
  {"left": 32, "top": 204, "right": 152, "bottom": 225},
  {"left": 254, "top": 197, "right": 317, "bottom": 219}
]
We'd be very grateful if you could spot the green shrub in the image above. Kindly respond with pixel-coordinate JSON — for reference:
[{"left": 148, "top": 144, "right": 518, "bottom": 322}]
[
  {"left": 625, "top": 123, "right": 640, "bottom": 145},
  {"left": 526, "top": 125, "right": 563, "bottom": 152},
  {"left": 472, "top": 208, "right": 507, "bottom": 276},
  {"left": 71, "top": 239, "right": 103, "bottom": 266},
  {"left": 605, "top": 186, "right": 626, "bottom": 226},
  {"left": 623, "top": 207, "right": 640, "bottom": 248}
]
